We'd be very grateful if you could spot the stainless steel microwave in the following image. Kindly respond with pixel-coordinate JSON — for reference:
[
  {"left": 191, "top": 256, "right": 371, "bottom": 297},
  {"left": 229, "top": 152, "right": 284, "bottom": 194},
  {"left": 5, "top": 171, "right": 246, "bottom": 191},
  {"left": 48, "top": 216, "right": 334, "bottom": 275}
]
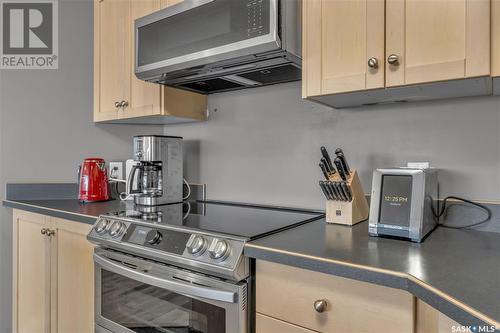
[{"left": 135, "top": 0, "right": 302, "bottom": 94}]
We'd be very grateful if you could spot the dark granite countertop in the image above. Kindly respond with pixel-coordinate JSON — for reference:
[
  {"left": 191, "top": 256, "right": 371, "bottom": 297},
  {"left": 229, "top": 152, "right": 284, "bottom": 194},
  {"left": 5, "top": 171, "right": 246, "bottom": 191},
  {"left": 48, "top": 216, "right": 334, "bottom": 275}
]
[
  {"left": 245, "top": 219, "right": 500, "bottom": 330},
  {"left": 3, "top": 199, "right": 132, "bottom": 224},
  {"left": 5, "top": 195, "right": 499, "bottom": 330}
]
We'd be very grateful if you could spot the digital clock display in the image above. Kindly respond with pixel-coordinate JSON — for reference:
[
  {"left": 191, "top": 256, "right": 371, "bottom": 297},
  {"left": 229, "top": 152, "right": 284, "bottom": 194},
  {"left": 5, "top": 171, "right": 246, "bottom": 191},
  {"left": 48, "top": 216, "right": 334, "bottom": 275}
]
[{"left": 378, "top": 175, "right": 413, "bottom": 227}]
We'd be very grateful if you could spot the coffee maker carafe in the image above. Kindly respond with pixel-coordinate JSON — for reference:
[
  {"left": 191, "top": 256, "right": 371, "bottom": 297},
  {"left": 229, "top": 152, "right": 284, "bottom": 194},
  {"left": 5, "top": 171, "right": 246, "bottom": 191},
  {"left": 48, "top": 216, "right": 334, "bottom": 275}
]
[{"left": 127, "top": 135, "right": 183, "bottom": 206}]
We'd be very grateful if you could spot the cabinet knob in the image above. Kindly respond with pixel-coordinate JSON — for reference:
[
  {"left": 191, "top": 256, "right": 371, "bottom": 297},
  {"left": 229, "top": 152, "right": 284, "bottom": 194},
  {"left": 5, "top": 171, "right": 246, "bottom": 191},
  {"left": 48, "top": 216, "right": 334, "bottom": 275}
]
[
  {"left": 367, "top": 57, "right": 378, "bottom": 69},
  {"left": 313, "top": 299, "right": 328, "bottom": 313},
  {"left": 387, "top": 54, "right": 400, "bottom": 65},
  {"left": 46, "top": 229, "right": 56, "bottom": 237},
  {"left": 114, "top": 101, "right": 121, "bottom": 108},
  {"left": 121, "top": 100, "right": 129, "bottom": 108},
  {"left": 41, "top": 228, "right": 47, "bottom": 235}
]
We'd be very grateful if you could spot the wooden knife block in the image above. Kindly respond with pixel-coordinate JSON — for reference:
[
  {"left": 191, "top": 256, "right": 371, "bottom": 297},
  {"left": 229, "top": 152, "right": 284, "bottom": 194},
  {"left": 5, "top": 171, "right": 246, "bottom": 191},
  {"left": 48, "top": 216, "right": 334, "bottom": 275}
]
[{"left": 325, "top": 169, "right": 369, "bottom": 226}]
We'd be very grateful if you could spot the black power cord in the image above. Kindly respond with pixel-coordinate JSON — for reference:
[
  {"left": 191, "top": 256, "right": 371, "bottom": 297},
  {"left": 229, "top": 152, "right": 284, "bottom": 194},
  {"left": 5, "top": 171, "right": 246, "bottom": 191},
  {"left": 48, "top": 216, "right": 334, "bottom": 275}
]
[{"left": 436, "top": 196, "right": 492, "bottom": 230}]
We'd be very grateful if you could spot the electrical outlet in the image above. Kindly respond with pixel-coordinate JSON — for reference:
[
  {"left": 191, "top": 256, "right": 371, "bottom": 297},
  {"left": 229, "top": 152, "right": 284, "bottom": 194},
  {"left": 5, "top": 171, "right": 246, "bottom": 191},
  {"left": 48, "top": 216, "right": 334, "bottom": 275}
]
[{"left": 109, "top": 161, "right": 124, "bottom": 180}]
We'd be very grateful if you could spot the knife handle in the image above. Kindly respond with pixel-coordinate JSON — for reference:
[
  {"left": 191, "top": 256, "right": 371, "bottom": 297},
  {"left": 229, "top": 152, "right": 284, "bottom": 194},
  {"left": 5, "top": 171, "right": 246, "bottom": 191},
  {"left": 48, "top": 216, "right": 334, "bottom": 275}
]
[
  {"left": 326, "top": 182, "right": 339, "bottom": 201},
  {"left": 336, "top": 181, "right": 348, "bottom": 201},
  {"left": 334, "top": 158, "right": 347, "bottom": 180},
  {"left": 321, "top": 158, "right": 335, "bottom": 175},
  {"left": 321, "top": 146, "right": 334, "bottom": 171},
  {"left": 324, "top": 181, "right": 336, "bottom": 200},
  {"left": 336, "top": 152, "right": 350, "bottom": 175},
  {"left": 341, "top": 181, "right": 352, "bottom": 201},
  {"left": 319, "top": 181, "right": 331, "bottom": 200},
  {"left": 319, "top": 162, "right": 329, "bottom": 180}
]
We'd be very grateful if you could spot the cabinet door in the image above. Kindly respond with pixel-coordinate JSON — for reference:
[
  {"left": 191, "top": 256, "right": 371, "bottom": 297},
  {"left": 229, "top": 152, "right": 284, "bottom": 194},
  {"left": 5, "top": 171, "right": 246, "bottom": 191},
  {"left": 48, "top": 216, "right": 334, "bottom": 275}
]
[
  {"left": 160, "top": 0, "right": 183, "bottom": 8},
  {"left": 53, "top": 218, "right": 94, "bottom": 333},
  {"left": 493, "top": 0, "right": 500, "bottom": 77},
  {"left": 257, "top": 260, "right": 414, "bottom": 333},
  {"left": 386, "top": 0, "right": 490, "bottom": 87},
  {"left": 13, "top": 210, "right": 50, "bottom": 333},
  {"left": 124, "top": 0, "right": 162, "bottom": 119},
  {"left": 302, "top": 0, "right": 385, "bottom": 97},
  {"left": 416, "top": 300, "right": 460, "bottom": 333},
  {"left": 94, "top": 0, "right": 130, "bottom": 121},
  {"left": 256, "top": 313, "right": 315, "bottom": 333}
]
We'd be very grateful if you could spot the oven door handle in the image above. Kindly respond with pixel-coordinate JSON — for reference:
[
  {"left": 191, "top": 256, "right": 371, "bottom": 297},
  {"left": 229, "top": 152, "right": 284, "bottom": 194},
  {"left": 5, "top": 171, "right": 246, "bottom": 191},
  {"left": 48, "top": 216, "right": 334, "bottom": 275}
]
[{"left": 94, "top": 254, "right": 238, "bottom": 303}]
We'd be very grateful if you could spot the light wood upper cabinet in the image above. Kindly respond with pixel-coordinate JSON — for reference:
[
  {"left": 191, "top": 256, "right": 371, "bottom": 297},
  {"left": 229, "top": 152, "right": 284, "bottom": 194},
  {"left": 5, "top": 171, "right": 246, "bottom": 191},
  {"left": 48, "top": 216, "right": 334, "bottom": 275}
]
[
  {"left": 12, "top": 210, "right": 94, "bottom": 333},
  {"left": 161, "top": 0, "right": 183, "bottom": 8},
  {"left": 94, "top": 0, "right": 207, "bottom": 123},
  {"left": 126, "top": 0, "right": 162, "bottom": 120},
  {"left": 94, "top": 0, "right": 129, "bottom": 122},
  {"left": 493, "top": 0, "right": 500, "bottom": 77},
  {"left": 386, "top": 0, "right": 490, "bottom": 87},
  {"left": 303, "top": 0, "right": 492, "bottom": 100},
  {"left": 302, "top": 0, "right": 385, "bottom": 97}
]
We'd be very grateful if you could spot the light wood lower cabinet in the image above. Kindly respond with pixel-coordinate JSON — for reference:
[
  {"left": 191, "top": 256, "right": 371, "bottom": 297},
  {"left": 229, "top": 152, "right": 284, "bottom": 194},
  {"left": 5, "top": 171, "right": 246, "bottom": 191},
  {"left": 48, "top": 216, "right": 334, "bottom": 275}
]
[
  {"left": 13, "top": 211, "right": 50, "bottom": 333},
  {"left": 256, "top": 313, "right": 315, "bottom": 333},
  {"left": 256, "top": 260, "right": 415, "bottom": 333},
  {"left": 12, "top": 210, "right": 94, "bottom": 333},
  {"left": 54, "top": 218, "right": 95, "bottom": 333},
  {"left": 416, "top": 299, "right": 459, "bottom": 333}
]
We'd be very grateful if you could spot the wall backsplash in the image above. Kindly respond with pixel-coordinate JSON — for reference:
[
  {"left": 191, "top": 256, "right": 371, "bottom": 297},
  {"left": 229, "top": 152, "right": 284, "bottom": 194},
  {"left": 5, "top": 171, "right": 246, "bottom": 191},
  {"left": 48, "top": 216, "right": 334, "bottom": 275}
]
[{"left": 165, "top": 81, "right": 500, "bottom": 210}]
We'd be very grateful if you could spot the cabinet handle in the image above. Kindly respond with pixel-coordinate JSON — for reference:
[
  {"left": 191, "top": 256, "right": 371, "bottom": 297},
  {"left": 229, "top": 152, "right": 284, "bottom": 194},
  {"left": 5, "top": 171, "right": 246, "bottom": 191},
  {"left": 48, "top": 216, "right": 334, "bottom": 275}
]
[
  {"left": 367, "top": 57, "right": 378, "bottom": 69},
  {"left": 46, "top": 229, "right": 56, "bottom": 237},
  {"left": 41, "top": 228, "right": 47, "bottom": 235},
  {"left": 313, "top": 299, "right": 328, "bottom": 313},
  {"left": 387, "top": 54, "right": 400, "bottom": 65},
  {"left": 121, "top": 100, "right": 129, "bottom": 108},
  {"left": 114, "top": 101, "right": 121, "bottom": 108}
]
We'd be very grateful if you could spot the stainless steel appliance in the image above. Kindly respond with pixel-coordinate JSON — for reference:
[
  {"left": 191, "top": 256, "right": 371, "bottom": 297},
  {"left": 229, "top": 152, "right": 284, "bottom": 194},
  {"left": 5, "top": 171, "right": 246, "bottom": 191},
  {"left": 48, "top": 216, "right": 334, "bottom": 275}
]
[
  {"left": 88, "top": 201, "right": 322, "bottom": 333},
  {"left": 368, "top": 168, "right": 439, "bottom": 242},
  {"left": 135, "top": 0, "right": 302, "bottom": 94},
  {"left": 127, "top": 135, "right": 183, "bottom": 207}
]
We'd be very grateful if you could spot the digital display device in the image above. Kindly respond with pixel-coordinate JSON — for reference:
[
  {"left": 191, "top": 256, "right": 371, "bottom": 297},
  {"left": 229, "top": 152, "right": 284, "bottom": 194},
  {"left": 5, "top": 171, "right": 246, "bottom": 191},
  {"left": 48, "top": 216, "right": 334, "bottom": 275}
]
[
  {"left": 378, "top": 175, "right": 413, "bottom": 227},
  {"left": 127, "top": 226, "right": 151, "bottom": 245},
  {"left": 124, "top": 225, "right": 190, "bottom": 255}
]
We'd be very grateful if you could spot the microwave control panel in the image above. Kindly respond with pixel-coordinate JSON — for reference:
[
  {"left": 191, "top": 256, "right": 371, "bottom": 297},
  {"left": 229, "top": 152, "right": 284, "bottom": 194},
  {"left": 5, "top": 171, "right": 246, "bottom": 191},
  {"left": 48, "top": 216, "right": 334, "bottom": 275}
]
[{"left": 246, "top": 0, "right": 266, "bottom": 37}]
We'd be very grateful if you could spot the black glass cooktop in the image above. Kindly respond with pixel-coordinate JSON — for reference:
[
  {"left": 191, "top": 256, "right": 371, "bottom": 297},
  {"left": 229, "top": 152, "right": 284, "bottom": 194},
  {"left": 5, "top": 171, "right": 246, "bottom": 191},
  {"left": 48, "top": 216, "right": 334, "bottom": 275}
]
[{"left": 107, "top": 201, "right": 323, "bottom": 240}]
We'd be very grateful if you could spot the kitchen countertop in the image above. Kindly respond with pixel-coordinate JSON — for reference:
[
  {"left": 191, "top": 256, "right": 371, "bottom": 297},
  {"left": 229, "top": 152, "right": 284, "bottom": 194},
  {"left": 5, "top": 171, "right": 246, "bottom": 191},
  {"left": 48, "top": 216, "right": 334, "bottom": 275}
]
[
  {"left": 5, "top": 197, "right": 500, "bottom": 330},
  {"left": 245, "top": 219, "right": 500, "bottom": 330},
  {"left": 3, "top": 199, "right": 131, "bottom": 224}
]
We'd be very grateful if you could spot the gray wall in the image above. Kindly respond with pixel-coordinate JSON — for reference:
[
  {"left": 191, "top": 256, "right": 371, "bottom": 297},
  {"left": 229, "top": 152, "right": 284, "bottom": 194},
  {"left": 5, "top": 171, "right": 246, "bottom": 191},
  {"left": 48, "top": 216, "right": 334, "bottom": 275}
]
[
  {"left": 1, "top": 0, "right": 500, "bottom": 331},
  {"left": 170, "top": 83, "right": 500, "bottom": 209}
]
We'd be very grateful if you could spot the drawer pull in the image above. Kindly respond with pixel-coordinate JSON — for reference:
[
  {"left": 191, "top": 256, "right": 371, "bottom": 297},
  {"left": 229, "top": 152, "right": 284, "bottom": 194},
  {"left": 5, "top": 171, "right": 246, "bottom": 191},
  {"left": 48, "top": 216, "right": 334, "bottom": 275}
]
[{"left": 313, "top": 299, "right": 328, "bottom": 313}]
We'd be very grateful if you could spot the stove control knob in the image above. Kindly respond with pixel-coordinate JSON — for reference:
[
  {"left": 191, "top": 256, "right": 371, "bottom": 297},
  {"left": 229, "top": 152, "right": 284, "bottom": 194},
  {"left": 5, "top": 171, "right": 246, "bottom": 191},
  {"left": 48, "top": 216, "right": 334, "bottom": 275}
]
[
  {"left": 95, "top": 219, "right": 109, "bottom": 234},
  {"left": 108, "top": 221, "right": 125, "bottom": 238},
  {"left": 186, "top": 235, "right": 207, "bottom": 256},
  {"left": 146, "top": 230, "right": 162, "bottom": 245},
  {"left": 209, "top": 239, "right": 230, "bottom": 261}
]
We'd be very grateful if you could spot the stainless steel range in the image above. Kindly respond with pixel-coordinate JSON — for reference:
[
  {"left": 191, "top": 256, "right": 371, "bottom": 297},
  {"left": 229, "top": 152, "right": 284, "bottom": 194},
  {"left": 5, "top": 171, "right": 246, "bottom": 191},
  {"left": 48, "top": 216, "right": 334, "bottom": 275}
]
[{"left": 88, "top": 201, "right": 322, "bottom": 333}]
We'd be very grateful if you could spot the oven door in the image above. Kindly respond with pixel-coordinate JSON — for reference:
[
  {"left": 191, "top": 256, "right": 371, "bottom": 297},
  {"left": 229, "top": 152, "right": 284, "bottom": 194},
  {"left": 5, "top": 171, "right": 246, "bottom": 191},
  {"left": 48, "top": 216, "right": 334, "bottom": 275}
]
[
  {"left": 135, "top": 0, "right": 280, "bottom": 79},
  {"left": 94, "top": 249, "right": 248, "bottom": 333}
]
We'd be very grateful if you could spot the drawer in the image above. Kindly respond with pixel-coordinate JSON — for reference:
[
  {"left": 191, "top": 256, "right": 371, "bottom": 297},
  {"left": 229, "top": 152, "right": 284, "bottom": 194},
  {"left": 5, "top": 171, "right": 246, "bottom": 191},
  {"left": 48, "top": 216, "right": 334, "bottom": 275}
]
[
  {"left": 256, "top": 260, "right": 414, "bottom": 333},
  {"left": 256, "top": 313, "right": 315, "bottom": 333}
]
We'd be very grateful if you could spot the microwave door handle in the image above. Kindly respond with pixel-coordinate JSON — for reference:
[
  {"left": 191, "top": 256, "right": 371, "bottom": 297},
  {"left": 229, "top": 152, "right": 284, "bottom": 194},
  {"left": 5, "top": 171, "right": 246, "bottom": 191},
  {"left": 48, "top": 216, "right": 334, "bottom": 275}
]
[{"left": 94, "top": 254, "right": 237, "bottom": 303}]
